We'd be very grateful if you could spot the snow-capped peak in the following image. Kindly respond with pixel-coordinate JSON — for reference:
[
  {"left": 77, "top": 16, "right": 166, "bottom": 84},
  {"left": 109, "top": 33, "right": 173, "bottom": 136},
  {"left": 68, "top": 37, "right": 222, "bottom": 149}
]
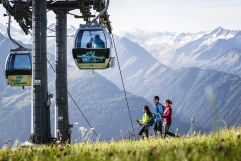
[{"left": 208, "top": 26, "right": 238, "bottom": 39}]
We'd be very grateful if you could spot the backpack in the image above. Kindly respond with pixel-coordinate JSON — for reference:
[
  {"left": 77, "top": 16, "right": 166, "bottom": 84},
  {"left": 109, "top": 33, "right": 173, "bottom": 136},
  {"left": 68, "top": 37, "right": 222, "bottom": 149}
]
[{"left": 146, "top": 113, "right": 155, "bottom": 127}]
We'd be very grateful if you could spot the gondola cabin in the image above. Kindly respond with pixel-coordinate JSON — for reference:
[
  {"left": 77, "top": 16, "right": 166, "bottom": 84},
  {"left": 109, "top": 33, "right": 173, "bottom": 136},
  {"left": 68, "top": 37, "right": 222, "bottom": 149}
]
[
  {"left": 5, "top": 50, "right": 32, "bottom": 87},
  {"left": 72, "top": 24, "right": 114, "bottom": 69}
]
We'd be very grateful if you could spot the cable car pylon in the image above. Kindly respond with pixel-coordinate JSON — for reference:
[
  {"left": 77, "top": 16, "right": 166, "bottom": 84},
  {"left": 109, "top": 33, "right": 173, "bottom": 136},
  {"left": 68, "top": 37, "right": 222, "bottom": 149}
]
[
  {"left": 54, "top": 9, "right": 70, "bottom": 143},
  {"left": 29, "top": 0, "right": 52, "bottom": 144}
]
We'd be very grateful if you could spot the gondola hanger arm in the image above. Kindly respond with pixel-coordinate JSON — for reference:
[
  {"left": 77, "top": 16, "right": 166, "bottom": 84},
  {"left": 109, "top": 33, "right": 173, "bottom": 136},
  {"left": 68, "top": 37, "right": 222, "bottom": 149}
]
[
  {"left": 6, "top": 14, "right": 25, "bottom": 49},
  {"left": 91, "top": 0, "right": 110, "bottom": 24}
]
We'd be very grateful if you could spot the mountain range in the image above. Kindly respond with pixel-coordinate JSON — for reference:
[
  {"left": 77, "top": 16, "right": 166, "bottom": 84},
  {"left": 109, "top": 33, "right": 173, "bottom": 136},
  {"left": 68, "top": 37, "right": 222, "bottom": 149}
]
[{"left": 124, "top": 27, "right": 241, "bottom": 76}]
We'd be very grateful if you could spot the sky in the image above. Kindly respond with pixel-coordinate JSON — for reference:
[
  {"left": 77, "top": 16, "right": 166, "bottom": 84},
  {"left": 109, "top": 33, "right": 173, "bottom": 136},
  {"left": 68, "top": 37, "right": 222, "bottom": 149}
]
[{"left": 0, "top": 0, "right": 241, "bottom": 34}]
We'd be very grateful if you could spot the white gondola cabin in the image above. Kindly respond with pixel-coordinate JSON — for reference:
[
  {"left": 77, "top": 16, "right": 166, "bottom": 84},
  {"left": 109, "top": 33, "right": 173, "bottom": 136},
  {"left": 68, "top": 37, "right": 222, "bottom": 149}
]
[
  {"left": 5, "top": 49, "right": 32, "bottom": 87},
  {"left": 72, "top": 23, "right": 114, "bottom": 69}
]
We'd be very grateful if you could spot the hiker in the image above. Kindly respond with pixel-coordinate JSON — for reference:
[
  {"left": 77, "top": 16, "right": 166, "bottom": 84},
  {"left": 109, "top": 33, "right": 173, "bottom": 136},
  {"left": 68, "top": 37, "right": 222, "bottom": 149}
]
[
  {"left": 136, "top": 105, "right": 154, "bottom": 138},
  {"left": 162, "top": 99, "right": 175, "bottom": 138},
  {"left": 153, "top": 96, "right": 164, "bottom": 136}
]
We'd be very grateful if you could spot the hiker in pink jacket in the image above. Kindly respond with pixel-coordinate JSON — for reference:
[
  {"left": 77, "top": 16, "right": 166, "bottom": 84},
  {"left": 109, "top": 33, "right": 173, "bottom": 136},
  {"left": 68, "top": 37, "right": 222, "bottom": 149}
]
[{"left": 162, "top": 99, "right": 174, "bottom": 138}]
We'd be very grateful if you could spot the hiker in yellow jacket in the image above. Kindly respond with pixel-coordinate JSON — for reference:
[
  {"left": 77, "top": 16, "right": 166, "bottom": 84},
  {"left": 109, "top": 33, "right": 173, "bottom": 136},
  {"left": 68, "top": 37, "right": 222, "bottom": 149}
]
[{"left": 137, "top": 106, "right": 154, "bottom": 138}]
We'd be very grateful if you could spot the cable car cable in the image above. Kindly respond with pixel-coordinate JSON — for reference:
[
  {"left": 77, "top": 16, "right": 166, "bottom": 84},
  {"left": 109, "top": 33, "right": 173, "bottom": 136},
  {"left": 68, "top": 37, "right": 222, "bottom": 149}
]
[
  {"left": 111, "top": 34, "right": 136, "bottom": 137},
  {"left": 67, "top": 91, "right": 101, "bottom": 141},
  {"left": 28, "top": 30, "right": 32, "bottom": 36},
  {"left": 46, "top": 28, "right": 74, "bottom": 37},
  {"left": 47, "top": 59, "right": 101, "bottom": 141},
  {"left": 47, "top": 27, "right": 56, "bottom": 33}
]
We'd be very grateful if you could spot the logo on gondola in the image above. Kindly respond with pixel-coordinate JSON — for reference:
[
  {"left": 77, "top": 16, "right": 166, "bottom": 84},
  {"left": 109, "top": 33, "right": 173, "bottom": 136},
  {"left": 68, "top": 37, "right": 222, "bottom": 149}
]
[
  {"left": 86, "top": 50, "right": 95, "bottom": 56},
  {"left": 77, "top": 50, "right": 106, "bottom": 64},
  {"left": 14, "top": 75, "right": 24, "bottom": 85},
  {"left": 8, "top": 75, "right": 31, "bottom": 86}
]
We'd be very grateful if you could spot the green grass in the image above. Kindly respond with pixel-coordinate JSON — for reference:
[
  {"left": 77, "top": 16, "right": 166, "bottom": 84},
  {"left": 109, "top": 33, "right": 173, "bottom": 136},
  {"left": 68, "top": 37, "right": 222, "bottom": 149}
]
[{"left": 0, "top": 128, "right": 240, "bottom": 161}]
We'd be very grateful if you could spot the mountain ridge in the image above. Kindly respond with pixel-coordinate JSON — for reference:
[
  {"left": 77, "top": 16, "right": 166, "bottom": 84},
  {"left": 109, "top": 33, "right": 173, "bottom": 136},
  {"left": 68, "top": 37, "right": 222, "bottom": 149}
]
[{"left": 124, "top": 26, "right": 241, "bottom": 76}]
